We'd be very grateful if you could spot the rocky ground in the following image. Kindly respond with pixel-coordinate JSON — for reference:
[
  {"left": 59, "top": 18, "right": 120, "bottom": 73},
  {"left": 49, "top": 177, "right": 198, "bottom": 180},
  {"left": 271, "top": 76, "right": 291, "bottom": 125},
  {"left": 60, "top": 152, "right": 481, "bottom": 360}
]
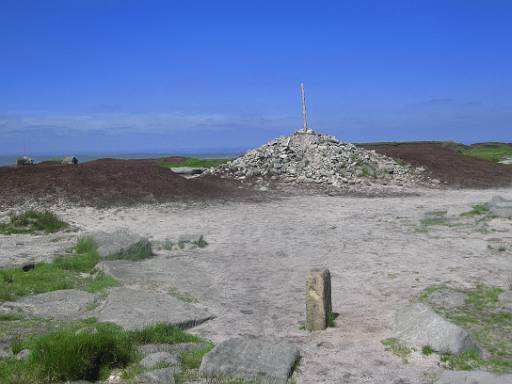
[{"left": 1, "top": 186, "right": 511, "bottom": 383}]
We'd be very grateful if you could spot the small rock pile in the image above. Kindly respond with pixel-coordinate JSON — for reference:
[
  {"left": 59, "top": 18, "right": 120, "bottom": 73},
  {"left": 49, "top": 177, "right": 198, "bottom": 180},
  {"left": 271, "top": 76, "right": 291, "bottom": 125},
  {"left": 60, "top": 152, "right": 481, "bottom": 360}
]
[{"left": 209, "top": 130, "right": 431, "bottom": 190}]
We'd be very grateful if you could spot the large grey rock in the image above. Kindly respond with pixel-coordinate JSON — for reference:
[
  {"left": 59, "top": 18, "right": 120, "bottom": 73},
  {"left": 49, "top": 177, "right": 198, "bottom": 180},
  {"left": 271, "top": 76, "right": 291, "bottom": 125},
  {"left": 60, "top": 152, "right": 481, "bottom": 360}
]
[
  {"left": 15, "top": 349, "right": 31, "bottom": 361},
  {"left": 305, "top": 268, "right": 332, "bottom": 331},
  {"left": 487, "top": 196, "right": 512, "bottom": 218},
  {"left": 62, "top": 156, "right": 79, "bottom": 165},
  {"left": 395, "top": 303, "right": 478, "bottom": 354},
  {"left": 435, "top": 370, "right": 512, "bottom": 384},
  {"left": 170, "top": 167, "right": 206, "bottom": 175},
  {"left": 427, "top": 288, "right": 466, "bottom": 310},
  {"left": 136, "top": 367, "right": 179, "bottom": 384},
  {"left": 139, "top": 352, "right": 179, "bottom": 369},
  {"left": 89, "top": 229, "right": 152, "bottom": 260},
  {"left": 94, "top": 287, "right": 213, "bottom": 330},
  {"left": 0, "top": 289, "right": 97, "bottom": 320},
  {"left": 199, "top": 337, "right": 300, "bottom": 384},
  {"left": 498, "top": 291, "right": 512, "bottom": 311},
  {"left": 16, "top": 156, "right": 33, "bottom": 166}
]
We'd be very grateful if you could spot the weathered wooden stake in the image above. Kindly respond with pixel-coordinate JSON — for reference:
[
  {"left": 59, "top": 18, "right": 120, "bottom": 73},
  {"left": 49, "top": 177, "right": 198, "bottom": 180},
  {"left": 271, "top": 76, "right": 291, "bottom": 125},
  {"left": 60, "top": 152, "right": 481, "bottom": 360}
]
[
  {"left": 301, "top": 82, "right": 308, "bottom": 132},
  {"left": 305, "top": 268, "right": 332, "bottom": 331}
]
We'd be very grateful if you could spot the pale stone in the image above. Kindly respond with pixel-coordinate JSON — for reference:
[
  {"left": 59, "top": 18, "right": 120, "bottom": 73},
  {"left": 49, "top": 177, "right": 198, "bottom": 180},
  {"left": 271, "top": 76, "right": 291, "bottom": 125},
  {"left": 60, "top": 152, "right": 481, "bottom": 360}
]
[{"left": 305, "top": 268, "right": 332, "bottom": 331}]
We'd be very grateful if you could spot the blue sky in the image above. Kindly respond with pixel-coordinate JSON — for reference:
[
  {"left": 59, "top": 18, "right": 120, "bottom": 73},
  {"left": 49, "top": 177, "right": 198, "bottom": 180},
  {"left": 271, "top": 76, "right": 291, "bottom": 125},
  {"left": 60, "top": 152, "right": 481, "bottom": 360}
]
[{"left": 1, "top": 0, "right": 511, "bottom": 155}]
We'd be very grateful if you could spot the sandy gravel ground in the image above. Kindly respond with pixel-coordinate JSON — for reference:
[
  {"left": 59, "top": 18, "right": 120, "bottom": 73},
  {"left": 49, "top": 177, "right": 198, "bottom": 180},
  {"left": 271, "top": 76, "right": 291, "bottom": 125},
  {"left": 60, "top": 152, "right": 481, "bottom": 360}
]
[{"left": 1, "top": 187, "right": 511, "bottom": 383}]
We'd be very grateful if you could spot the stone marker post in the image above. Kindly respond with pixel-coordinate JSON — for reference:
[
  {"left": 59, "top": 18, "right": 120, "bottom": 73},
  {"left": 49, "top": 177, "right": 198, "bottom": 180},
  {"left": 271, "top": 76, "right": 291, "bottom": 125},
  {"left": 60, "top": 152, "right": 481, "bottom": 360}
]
[{"left": 305, "top": 268, "right": 332, "bottom": 331}]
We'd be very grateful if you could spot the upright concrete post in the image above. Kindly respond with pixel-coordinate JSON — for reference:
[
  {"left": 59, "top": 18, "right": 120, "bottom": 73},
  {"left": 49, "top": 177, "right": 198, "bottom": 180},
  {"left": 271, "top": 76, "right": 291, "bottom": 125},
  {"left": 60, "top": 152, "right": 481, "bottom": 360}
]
[{"left": 305, "top": 268, "right": 332, "bottom": 331}]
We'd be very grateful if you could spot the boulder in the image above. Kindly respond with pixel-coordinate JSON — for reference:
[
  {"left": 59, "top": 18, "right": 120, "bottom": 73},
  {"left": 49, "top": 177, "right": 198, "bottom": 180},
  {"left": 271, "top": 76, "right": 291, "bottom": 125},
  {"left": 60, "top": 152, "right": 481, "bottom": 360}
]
[
  {"left": 62, "top": 156, "right": 79, "bottom": 165},
  {"left": 94, "top": 287, "right": 213, "bottom": 330},
  {"left": 0, "top": 289, "right": 97, "bottom": 320},
  {"left": 135, "top": 367, "right": 180, "bottom": 384},
  {"left": 487, "top": 196, "right": 512, "bottom": 218},
  {"left": 170, "top": 167, "right": 206, "bottom": 175},
  {"left": 0, "top": 349, "right": 12, "bottom": 360},
  {"left": 435, "top": 370, "right": 512, "bottom": 384},
  {"left": 15, "top": 349, "right": 31, "bottom": 361},
  {"left": 395, "top": 303, "right": 478, "bottom": 354},
  {"left": 89, "top": 229, "right": 152, "bottom": 260},
  {"left": 16, "top": 156, "right": 33, "bottom": 166},
  {"left": 139, "top": 352, "right": 179, "bottom": 369},
  {"left": 498, "top": 291, "right": 512, "bottom": 311},
  {"left": 199, "top": 337, "right": 300, "bottom": 384}
]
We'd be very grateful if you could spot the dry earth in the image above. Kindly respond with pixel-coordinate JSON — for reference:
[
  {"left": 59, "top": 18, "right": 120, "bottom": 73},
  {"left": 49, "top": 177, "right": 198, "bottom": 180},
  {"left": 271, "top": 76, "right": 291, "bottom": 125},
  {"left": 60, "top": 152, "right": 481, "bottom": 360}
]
[{"left": 1, "top": 187, "right": 512, "bottom": 383}]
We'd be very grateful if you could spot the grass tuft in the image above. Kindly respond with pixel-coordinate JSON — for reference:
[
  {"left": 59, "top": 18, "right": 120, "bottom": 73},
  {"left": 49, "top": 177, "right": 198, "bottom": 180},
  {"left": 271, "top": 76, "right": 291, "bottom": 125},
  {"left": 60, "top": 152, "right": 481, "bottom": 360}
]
[
  {"left": 0, "top": 210, "right": 68, "bottom": 235},
  {"left": 422, "top": 345, "right": 433, "bottom": 356},
  {"left": 461, "top": 204, "right": 491, "bottom": 217},
  {"left": 381, "top": 338, "right": 413, "bottom": 362},
  {"left": 127, "top": 323, "right": 200, "bottom": 345}
]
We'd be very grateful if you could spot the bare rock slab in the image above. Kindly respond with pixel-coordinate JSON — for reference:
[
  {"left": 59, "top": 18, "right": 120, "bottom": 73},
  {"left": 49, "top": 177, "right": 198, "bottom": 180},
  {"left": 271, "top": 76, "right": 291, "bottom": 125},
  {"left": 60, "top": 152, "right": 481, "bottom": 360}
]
[
  {"left": 139, "top": 352, "right": 179, "bottom": 369},
  {"left": 136, "top": 367, "right": 179, "bottom": 384},
  {"left": 199, "top": 337, "right": 300, "bottom": 384},
  {"left": 138, "top": 342, "right": 210, "bottom": 356},
  {"left": 0, "top": 289, "right": 97, "bottom": 320},
  {"left": 435, "top": 370, "right": 512, "bottom": 384},
  {"left": 487, "top": 196, "right": 512, "bottom": 218},
  {"left": 89, "top": 229, "right": 152, "bottom": 259},
  {"left": 94, "top": 287, "right": 213, "bottom": 330},
  {"left": 395, "top": 303, "right": 478, "bottom": 354},
  {"left": 305, "top": 268, "right": 332, "bottom": 331}
]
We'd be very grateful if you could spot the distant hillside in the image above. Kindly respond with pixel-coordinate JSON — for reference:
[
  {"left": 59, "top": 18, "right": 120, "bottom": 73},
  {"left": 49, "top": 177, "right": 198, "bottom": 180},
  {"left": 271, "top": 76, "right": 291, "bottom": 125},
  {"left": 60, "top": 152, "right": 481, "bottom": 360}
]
[
  {"left": 358, "top": 142, "right": 512, "bottom": 188},
  {"left": 357, "top": 141, "right": 512, "bottom": 163}
]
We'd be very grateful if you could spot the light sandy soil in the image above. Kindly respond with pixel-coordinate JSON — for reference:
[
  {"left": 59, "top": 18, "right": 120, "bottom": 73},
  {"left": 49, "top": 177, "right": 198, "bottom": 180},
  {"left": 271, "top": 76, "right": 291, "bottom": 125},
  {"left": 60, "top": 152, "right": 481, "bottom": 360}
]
[{"left": 1, "top": 187, "right": 512, "bottom": 383}]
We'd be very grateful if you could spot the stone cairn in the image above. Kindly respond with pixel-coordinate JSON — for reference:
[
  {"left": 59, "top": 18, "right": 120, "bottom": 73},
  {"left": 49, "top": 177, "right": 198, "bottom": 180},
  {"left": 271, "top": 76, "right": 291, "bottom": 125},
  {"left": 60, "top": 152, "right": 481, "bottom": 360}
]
[
  {"left": 208, "top": 130, "right": 430, "bottom": 190},
  {"left": 305, "top": 269, "right": 332, "bottom": 331}
]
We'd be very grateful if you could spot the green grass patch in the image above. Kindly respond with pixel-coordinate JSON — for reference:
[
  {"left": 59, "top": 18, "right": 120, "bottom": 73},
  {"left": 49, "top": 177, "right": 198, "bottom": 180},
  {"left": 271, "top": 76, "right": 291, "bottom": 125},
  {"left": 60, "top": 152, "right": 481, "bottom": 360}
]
[
  {"left": 159, "top": 157, "right": 231, "bottom": 169},
  {"left": 461, "top": 204, "right": 491, "bottom": 217},
  {"left": 381, "top": 338, "right": 413, "bottom": 362},
  {"left": 0, "top": 238, "right": 116, "bottom": 301},
  {"left": 457, "top": 143, "right": 512, "bottom": 163},
  {"left": 419, "top": 285, "right": 512, "bottom": 373},
  {"left": 0, "top": 313, "right": 25, "bottom": 321},
  {"left": 0, "top": 210, "right": 68, "bottom": 235},
  {"left": 180, "top": 342, "right": 214, "bottom": 369},
  {"left": 0, "top": 321, "right": 210, "bottom": 384}
]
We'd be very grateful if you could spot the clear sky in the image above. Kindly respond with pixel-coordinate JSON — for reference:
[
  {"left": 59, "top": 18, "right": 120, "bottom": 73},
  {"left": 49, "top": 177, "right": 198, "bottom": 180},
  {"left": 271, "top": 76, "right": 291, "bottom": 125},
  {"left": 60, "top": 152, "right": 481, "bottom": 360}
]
[{"left": 1, "top": 0, "right": 511, "bottom": 155}]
